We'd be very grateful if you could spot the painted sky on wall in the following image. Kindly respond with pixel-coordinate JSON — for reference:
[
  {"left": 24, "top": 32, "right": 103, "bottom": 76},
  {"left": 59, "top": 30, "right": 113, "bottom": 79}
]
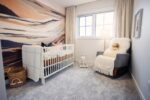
[{"left": 0, "top": 0, "right": 65, "bottom": 44}]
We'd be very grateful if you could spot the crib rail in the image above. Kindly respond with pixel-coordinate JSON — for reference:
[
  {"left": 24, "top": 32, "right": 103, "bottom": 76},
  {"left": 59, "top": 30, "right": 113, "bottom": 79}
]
[{"left": 41, "top": 44, "right": 74, "bottom": 84}]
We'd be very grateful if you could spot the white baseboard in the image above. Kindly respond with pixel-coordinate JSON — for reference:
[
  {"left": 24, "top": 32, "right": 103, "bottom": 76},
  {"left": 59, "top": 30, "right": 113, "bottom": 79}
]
[{"left": 131, "top": 73, "right": 146, "bottom": 100}]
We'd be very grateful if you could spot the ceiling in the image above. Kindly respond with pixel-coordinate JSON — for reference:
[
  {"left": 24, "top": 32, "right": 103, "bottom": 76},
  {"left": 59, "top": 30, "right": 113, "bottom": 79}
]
[{"left": 49, "top": 0, "right": 97, "bottom": 7}]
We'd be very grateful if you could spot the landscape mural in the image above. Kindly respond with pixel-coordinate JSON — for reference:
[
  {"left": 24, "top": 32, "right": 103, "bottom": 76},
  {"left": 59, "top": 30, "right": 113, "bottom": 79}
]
[{"left": 0, "top": 0, "right": 65, "bottom": 67}]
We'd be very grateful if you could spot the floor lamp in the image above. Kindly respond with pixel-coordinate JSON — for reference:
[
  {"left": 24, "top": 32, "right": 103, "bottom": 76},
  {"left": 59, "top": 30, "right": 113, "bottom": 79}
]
[{"left": 101, "top": 32, "right": 108, "bottom": 51}]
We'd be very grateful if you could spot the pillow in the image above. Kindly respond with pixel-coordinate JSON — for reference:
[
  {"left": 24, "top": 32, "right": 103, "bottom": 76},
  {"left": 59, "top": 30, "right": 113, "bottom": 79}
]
[
  {"left": 110, "top": 38, "right": 130, "bottom": 52},
  {"left": 112, "top": 43, "right": 120, "bottom": 50}
]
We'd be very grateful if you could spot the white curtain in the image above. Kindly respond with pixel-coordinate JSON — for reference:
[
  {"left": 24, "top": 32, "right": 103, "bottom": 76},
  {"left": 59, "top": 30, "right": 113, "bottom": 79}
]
[
  {"left": 65, "top": 6, "right": 76, "bottom": 44},
  {"left": 115, "top": 0, "right": 134, "bottom": 38}
]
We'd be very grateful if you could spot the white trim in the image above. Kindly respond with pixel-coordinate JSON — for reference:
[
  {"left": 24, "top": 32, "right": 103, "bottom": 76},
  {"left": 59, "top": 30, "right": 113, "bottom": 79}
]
[
  {"left": 76, "top": 36, "right": 113, "bottom": 40},
  {"left": 131, "top": 73, "right": 146, "bottom": 100},
  {"left": 76, "top": 37, "right": 113, "bottom": 40}
]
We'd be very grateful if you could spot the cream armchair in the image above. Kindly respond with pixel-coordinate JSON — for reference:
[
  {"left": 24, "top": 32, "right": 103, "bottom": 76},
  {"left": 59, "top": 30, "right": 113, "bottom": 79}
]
[{"left": 94, "top": 38, "right": 130, "bottom": 78}]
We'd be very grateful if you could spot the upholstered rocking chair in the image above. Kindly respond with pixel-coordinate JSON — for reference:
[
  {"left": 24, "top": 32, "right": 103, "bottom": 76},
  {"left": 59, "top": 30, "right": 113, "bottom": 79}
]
[{"left": 94, "top": 38, "right": 131, "bottom": 78}]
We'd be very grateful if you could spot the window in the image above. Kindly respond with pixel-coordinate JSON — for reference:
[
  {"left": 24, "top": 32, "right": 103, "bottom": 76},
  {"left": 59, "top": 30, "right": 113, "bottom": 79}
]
[
  {"left": 79, "top": 16, "right": 93, "bottom": 36},
  {"left": 78, "top": 12, "right": 114, "bottom": 38},
  {"left": 96, "top": 12, "right": 114, "bottom": 37}
]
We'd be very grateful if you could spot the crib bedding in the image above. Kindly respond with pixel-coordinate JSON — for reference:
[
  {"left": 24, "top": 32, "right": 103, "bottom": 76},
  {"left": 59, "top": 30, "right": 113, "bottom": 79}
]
[{"left": 43, "top": 53, "right": 73, "bottom": 66}]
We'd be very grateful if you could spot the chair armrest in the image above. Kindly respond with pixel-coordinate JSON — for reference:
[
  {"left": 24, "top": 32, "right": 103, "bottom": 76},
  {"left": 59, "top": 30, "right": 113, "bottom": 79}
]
[
  {"left": 96, "top": 51, "right": 104, "bottom": 56},
  {"left": 114, "top": 53, "right": 130, "bottom": 68}
]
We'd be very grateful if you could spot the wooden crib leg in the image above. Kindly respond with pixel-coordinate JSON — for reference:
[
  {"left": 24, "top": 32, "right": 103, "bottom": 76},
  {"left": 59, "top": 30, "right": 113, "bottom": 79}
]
[{"left": 41, "top": 78, "right": 45, "bottom": 85}]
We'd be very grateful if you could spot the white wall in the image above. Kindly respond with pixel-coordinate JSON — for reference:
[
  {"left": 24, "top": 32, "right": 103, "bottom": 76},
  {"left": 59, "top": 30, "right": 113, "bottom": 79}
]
[
  {"left": 76, "top": 0, "right": 115, "bottom": 16},
  {"left": 75, "top": 0, "right": 115, "bottom": 66},
  {"left": 132, "top": 0, "right": 150, "bottom": 100},
  {"left": 37, "top": 0, "right": 65, "bottom": 15},
  {"left": 75, "top": 39, "right": 104, "bottom": 66}
]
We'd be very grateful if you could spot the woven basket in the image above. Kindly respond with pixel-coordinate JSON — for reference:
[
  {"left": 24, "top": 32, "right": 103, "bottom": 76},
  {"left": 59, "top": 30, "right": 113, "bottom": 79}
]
[
  {"left": 4, "top": 67, "right": 15, "bottom": 79},
  {"left": 8, "top": 67, "right": 27, "bottom": 88}
]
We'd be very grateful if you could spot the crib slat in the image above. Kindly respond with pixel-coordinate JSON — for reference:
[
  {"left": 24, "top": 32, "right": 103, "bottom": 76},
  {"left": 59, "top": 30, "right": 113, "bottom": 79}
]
[
  {"left": 57, "top": 56, "right": 59, "bottom": 70},
  {"left": 56, "top": 56, "right": 59, "bottom": 70},
  {"left": 48, "top": 58, "right": 50, "bottom": 74},
  {"left": 48, "top": 66, "right": 50, "bottom": 75},
  {"left": 49, "top": 58, "right": 51, "bottom": 74},
  {"left": 40, "top": 45, "right": 74, "bottom": 84},
  {"left": 50, "top": 57, "right": 52, "bottom": 73},
  {"left": 44, "top": 68, "right": 46, "bottom": 76},
  {"left": 45, "top": 67, "right": 47, "bottom": 76}
]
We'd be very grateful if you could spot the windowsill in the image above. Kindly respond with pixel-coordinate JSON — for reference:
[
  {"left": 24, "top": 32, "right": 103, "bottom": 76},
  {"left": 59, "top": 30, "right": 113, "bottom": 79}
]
[{"left": 76, "top": 36, "right": 113, "bottom": 40}]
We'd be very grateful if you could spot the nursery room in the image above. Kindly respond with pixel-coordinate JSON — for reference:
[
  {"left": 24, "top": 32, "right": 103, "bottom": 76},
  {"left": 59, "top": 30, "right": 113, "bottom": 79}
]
[{"left": 0, "top": 0, "right": 150, "bottom": 100}]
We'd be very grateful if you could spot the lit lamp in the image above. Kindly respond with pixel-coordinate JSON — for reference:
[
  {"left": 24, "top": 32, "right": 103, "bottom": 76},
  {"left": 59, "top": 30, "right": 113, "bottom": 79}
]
[{"left": 101, "top": 30, "right": 110, "bottom": 51}]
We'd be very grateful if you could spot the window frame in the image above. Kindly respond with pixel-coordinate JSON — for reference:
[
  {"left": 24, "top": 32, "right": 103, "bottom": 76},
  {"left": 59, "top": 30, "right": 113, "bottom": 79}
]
[
  {"left": 77, "top": 11, "right": 114, "bottom": 39},
  {"left": 79, "top": 14, "right": 93, "bottom": 37}
]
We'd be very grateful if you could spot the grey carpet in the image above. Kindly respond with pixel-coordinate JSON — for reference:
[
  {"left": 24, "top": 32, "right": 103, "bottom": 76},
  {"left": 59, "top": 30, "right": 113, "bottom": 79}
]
[{"left": 7, "top": 66, "right": 139, "bottom": 100}]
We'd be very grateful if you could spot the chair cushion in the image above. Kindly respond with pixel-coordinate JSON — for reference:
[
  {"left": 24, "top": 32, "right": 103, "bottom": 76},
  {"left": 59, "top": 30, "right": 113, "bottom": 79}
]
[
  {"left": 94, "top": 55, "right": 115, "bottom": 76},
  {"left": 103, "top": 49, "right": 120, "bottom": 58}
]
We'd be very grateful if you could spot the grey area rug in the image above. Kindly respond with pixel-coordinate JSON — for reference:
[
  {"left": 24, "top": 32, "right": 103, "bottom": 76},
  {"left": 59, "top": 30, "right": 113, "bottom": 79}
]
[{"left": 7, "top": 66, "right": 139, "bottom": 100}]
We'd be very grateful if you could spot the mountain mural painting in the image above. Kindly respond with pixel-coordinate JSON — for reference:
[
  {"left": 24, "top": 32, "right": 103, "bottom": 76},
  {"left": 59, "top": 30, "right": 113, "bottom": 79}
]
[{"left": 0, "top": 0, "right": 65, "bottom": 67}]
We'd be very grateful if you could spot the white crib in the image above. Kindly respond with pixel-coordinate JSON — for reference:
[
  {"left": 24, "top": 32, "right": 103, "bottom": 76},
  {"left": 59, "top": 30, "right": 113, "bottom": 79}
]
[{"left": 22, "top": 44, "right": 74, "bottom": 84}]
